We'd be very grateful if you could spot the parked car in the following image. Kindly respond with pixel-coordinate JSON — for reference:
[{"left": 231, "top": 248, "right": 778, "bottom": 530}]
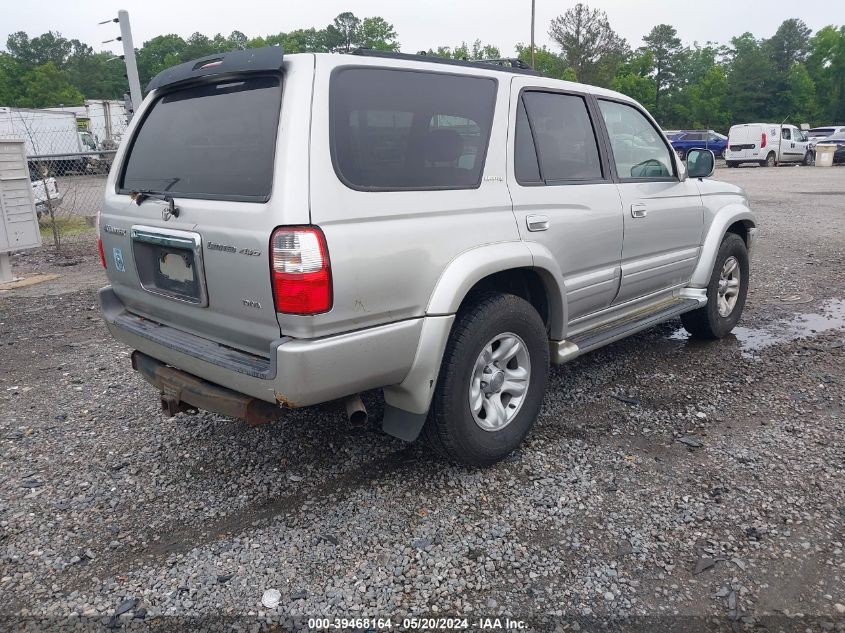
[
  {"left": 806, "top": 125, "right": 845, "bottom": 150},
  {"left": 31, "top": 176, "right": 62, "bottom": 218},
  {"left": 724, "top": 123, "right": 810, "bottom": 167},
  {"left": 98, "top": 47, "right": 756, "bottom": 466},
  {"left": 670, "top": 130, "right": 728, "bottom": 159}
]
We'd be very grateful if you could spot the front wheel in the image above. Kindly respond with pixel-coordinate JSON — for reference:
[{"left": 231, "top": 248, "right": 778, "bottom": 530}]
[
  {"left": 681, "top": 233, "right": 749, "bottom": 339},
  {"left": 423, "top": 292, "right": 549, "bottom": 467},
  {"left": 802, "top": 151, "right": 814, "bottom": 166}
]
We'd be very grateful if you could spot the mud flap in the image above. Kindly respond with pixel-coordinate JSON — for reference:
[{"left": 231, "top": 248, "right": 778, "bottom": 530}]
[{"left": 382, "top": 404, "right": 428, "bottom": 442}]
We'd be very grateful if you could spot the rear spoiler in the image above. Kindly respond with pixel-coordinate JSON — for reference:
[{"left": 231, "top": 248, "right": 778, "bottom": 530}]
[{"left": 146, "top": 46, "right": 285, "bottom": 92}]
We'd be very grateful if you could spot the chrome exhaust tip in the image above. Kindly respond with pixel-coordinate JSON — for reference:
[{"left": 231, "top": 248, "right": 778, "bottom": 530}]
[{"left": 345, "top": 395, "right": 368, "bottom": 427}]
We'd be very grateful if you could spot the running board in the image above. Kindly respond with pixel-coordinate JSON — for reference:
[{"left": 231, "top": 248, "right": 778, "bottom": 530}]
[{"left": 550, "top": 298, "right": 701, "bottom": 364}]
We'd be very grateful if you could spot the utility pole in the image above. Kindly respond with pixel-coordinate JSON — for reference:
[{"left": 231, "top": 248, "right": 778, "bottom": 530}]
[
  {"left": 118, "top": 11, "right": 143, "bottom": 112},
  {"left": 100, "top": 10, "right": 143, "bottom": 113},
  {"left": 530, "top": 0, "right": 536, "bottom": 68}
]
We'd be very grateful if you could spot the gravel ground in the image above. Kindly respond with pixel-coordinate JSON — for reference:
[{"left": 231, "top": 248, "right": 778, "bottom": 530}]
[{"left": 1, "top": 165, "right": 843, "bottom": 632}]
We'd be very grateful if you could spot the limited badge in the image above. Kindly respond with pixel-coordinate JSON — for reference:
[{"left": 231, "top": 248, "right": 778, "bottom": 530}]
[{"left": 113, "top": 248, "right": 126, "bottom": 272}]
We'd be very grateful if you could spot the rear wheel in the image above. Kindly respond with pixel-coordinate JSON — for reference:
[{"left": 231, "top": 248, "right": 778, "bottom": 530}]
[
  {"left": 423, "top": 292, "right": 549, "bottom": 467},
  {"left": 726, "top": 161, "right": 739, "bottom": 168},
  {"left": 681, "top": 233, "right": 749, "bottom": 339},
  {"left": 761, "top": 152, "right": 776, "bottom": 167}
]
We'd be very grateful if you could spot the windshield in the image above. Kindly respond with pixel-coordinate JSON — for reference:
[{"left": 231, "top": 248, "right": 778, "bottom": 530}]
[{"left": 121, "top": 75, "right": 282, "bottom": 201}]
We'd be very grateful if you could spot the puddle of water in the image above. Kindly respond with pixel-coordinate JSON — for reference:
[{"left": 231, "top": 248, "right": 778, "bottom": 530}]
[{"left": 670, "top": 298, "right": 845, "bottom": 355}]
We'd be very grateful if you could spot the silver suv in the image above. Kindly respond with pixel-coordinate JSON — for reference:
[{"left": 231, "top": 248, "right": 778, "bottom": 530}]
[{"left": 99, "top": 48, "right": 756, "bottom": 466}]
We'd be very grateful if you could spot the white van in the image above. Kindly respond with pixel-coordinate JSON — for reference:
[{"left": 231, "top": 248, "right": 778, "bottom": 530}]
[{"left": 725, "top": 123, "right": 810, "bottom": 168}]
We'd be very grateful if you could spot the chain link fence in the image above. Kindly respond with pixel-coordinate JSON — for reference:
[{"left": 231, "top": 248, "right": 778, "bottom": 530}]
[{"left": 0, "top": 104, "right": 128, "bottom": 248}]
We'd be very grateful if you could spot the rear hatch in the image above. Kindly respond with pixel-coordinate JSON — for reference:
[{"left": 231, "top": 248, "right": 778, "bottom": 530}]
[
  {"left": 728, "top": 125, "right": 761, "bottom": 159},
  {"left": 99, "top": 52, "right": 312, "bottom": 357}
]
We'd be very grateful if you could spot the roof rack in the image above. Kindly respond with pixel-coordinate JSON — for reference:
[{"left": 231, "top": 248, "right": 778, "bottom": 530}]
[{"left": 350, "top": 49, "right": 540, "bottom": 76}]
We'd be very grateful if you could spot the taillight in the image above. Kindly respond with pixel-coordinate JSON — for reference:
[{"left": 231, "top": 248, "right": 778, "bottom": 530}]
[
  {"left": 97, "top": 238, "right": 107, "bottom": 269},
  {"left": 761, "top": 133, "right": 767, "bottom": 148},
  {"left": 270, "top": 226, "right": 332, "bottom": 314}
]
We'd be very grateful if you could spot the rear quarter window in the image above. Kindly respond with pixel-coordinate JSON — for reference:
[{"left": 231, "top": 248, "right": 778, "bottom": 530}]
[
  {"left": 120, "top": 75, "right": 282, "bottom": 201},
  {"left": 330, "top": 67, "right": 497, "bottom": 190}
]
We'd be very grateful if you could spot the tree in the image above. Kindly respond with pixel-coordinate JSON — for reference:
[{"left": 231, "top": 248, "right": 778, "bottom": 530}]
[
  {"left": 136, "top": 34, "right": 187, "bottom": 88},
  {"left": 428, "top": 40, "right": 501, "bottom": 61},
  {"left": 726, "top": 33, "right": 774, "bottom": 123},
  {"left": 806, "top": 25, "right": 845, "bottom": 124},
  {"left": 778, "top": 63, "right": 815, "bottom": 122},
  {"left": 548, "top": 3, "right": 628, "bottom": 86},
  {"left": 766, "top": 19, "right": 811, "bottom": 73},
  {"left": 642, "top": 24, "right": 684, "bottom": 120},
  {"left": 359, "top": 17, "right": 399, "bottom": 51},
  {"left": 18, "top": 61, "right": 83, "bottom": 107},
  {"left": 324, "top": 12, "right": 361, "bottom": 53},
  {"left": 515, "top": 44, "right": 574, "bottom": 79},
  {"left": 611, "top": 49, "right": 657, "bottom": 111}
]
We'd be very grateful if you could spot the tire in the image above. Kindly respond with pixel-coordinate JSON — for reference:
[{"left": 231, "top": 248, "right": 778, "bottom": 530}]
[
  {"left": 762, "top": 152, "right": 776, "bottom": 167},
  {"left": 423, "top": 292, "right": 549, "bottom": 467},
  {"left": 681, "top": 233, "right": 749, "bottom": 339},
  {"left": 726, "top": 161, "right": 739, "bottom": 168},
  {"left": 802, "top": 151, "right": 813, "bottom": 166}
]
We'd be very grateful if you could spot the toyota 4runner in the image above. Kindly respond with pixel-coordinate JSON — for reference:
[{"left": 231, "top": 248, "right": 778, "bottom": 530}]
[{"left": 98, "top": 47, "right": 756, "bottom": 466}]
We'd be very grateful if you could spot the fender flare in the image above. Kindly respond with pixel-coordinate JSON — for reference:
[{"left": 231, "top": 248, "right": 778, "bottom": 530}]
[
  {"left": 425, "top": 241, "right": 567, "bottom": 336},
  {"left": 688, "top": 205, "right": 756, "bottom": 288}
]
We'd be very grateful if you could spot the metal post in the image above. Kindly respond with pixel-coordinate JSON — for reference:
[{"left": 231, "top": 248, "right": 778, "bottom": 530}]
[
  {"left": 118, "top": 10, "right": 143, "bottom": 112},
  {"left": 0, "top": 253, "right": 12, "bottom": 283},
  {"left": 530, "top": 0, "right": 536, "bottom": 68}
]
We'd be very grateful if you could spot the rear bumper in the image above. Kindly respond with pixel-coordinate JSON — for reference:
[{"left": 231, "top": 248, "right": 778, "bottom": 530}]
[{"left": 99, "top": 286, "right": 423, "bottom": 408}]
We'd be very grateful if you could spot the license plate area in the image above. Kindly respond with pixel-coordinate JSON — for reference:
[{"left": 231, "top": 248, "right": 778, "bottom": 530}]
[{"left": 131, "top": 226, "right": 208, "bottom": 306}]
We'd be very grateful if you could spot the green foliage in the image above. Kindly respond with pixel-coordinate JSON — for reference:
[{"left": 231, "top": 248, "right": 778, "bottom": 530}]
[
  {"left": 516, "top": 44, "right": 574, "bottom": 80},
  {"left": 18, "top": 61, "right": 83, "bottom": 107},
  {"left": 642, "top": 24, "right": 683, "bottom": 120},
  {"left": 548, "top": 2, "right": 629, "bottom": 86}
]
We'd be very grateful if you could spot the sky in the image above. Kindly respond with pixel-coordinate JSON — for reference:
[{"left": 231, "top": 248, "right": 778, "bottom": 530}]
[{"left": 2, "top": 0, "right": 845, "bottom": 58}]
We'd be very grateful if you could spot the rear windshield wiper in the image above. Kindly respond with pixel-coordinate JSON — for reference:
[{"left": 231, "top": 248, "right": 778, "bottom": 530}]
[{"left": 130, "top": 189, "right": 180, "bottom": 219}]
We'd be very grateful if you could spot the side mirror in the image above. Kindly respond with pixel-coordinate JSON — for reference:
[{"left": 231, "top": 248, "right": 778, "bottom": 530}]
[{"left": 686, "top": 148, "right": 715, "bottom": 179}]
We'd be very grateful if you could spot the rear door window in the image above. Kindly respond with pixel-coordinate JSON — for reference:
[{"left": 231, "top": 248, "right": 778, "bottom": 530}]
[
  {"left": 330, "top": 68, "right": 497, "bottom": 190},
  {"left": 516, "top": 91, "right": 603, "bottom": 184},
  {"left": 121, "top": 75, "right": 282, "bottom": 201}
]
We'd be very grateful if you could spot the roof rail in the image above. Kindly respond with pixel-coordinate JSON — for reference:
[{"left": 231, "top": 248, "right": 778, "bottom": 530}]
[{"left": 350, "top": 49, "right": 540, "bottom": 76}]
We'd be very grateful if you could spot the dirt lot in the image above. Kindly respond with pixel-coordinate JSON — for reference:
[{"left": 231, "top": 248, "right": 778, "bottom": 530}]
[{"left": 1, "top": 165, "right": 844, "bottom": 632}]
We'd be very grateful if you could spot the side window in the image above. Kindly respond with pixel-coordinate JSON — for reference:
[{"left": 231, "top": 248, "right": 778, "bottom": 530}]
[
  {"left": 330, "top": 68, "right": 497, "bottom": 190},
  {"left": 518, "top": 91, "right": 603, "bottom": 183},
  {"left": 598, "top": 100, "right": 674, "bottom": 179},
  {"left": 782, "top": 128, "right": 791, "bottom": 140}
]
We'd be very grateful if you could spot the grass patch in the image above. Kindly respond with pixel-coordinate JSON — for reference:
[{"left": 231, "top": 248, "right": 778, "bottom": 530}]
[{"left": 39, "top": 215, "right": 95, "bottom": 239}]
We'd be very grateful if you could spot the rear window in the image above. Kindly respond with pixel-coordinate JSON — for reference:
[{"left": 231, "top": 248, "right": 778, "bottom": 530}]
[
  {"left": 121, "top": 76, "right": 282, "bottom": 201},
  {"left": 808, "top": 128, "right": 835, "bottom": 137},
  {"left": 330, "top": 68, "right": 497, "bottom": 190}
]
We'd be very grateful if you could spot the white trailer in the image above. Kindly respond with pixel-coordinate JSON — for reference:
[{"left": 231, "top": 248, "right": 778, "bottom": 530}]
[
  {"left": 0, "top": 107, "right": 94, "bottom": 175},
  {"left": 46, "top": 99, "right": 128, "bottom": 148}
]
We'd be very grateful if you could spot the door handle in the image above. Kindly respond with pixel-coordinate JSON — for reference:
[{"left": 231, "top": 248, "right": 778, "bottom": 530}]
[
  {"left": 526, "top": 214, "right": 549, "bottom": 232},
  {"left": 631, "top": 203, "right": 647, "bottom": 218}
]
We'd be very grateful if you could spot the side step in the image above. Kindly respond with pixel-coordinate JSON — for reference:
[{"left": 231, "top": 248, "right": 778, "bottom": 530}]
[{"left": 550, "top": 298, "right": 700, "bottom": 364}]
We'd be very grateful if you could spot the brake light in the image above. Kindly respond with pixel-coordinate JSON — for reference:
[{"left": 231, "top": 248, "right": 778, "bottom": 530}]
[
  {"left": 270, "top": 226, "right": 332, "bottom": 314},
  {"left": 761, "top": 133, "right": 767, "bottom": 148},
  {"left": 98, "top": 238, "right": 107, "bottom": 269}
]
